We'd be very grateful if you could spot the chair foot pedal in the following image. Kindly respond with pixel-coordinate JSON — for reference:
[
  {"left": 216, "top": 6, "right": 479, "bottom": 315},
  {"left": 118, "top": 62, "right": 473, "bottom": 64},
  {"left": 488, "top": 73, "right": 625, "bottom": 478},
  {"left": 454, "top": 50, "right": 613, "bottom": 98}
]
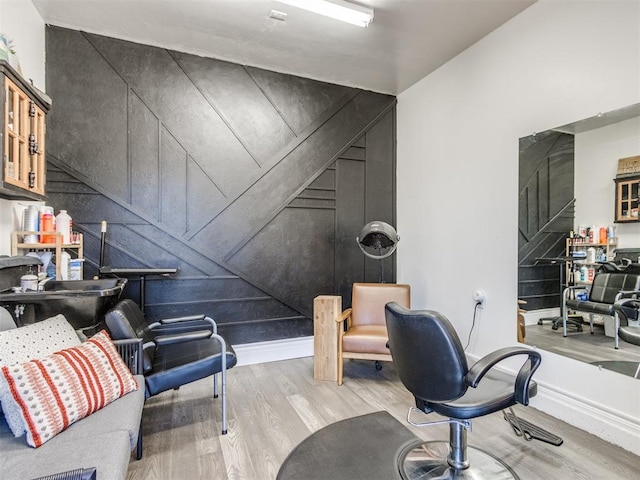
[
  {"left": 503, "top": 411, "right": 563, "bottom": 446},
  {"left": 222, "top": 429, "right": 228, "bottom": 435},
  {"left": 214, "top": 394, "right": 219, "bottom": 398}
]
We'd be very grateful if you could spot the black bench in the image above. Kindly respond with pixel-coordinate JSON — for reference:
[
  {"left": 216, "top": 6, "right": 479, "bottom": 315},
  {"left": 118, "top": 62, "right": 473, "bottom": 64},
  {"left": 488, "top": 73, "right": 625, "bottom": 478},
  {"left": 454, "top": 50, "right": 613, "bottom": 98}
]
[{"left": 562, "top": 271, "right": 640, "bottom": 348}]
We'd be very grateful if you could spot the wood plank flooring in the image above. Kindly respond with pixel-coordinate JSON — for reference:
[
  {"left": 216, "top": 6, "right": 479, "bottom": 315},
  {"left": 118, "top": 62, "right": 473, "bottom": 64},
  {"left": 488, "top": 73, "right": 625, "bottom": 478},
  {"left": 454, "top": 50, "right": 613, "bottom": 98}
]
[
  {"left": 127, "top": 357, "right": 639, "bottom": 480},
  {"left": 524, "top": 323, "right": 640, "bottom": 365}
]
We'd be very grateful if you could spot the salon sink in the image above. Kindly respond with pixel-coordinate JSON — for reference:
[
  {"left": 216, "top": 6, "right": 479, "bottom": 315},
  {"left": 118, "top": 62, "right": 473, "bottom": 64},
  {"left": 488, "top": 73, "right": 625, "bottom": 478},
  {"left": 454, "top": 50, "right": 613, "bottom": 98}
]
[{"left": 0, "top": 278, "right": 128, "bottom": 330}]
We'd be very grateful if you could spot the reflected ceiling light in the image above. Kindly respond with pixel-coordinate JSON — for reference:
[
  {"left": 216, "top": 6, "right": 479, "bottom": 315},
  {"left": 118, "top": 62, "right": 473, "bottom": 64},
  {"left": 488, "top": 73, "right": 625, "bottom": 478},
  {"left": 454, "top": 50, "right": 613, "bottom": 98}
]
[{"left": 275, "top": 0, "right": 374, "bottom": 27}]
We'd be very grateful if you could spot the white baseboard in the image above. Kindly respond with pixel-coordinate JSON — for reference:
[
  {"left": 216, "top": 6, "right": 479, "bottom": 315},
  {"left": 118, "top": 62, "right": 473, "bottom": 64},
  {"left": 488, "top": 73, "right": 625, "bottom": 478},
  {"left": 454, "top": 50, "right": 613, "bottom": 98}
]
[
  {"left": 233, "top": 336, "right": 313, "bottom": 366},
  {"left": 534, "top": 381, "right": 640, "bottom": 456}
]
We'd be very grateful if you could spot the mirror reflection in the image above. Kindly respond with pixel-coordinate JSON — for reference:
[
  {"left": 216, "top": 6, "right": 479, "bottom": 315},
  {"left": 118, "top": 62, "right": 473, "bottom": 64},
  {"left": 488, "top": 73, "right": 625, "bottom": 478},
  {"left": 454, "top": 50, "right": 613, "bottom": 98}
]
[{"left": 518, "top": 103, "right": 640, "bottom": 379}]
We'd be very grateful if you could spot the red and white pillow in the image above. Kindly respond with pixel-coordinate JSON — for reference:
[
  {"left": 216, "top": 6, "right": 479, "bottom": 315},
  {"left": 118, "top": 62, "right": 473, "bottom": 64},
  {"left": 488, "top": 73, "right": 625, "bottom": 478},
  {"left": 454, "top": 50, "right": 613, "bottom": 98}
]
[
  {"left": 0, "top": 330, "right": 138, "bottom": 447},
  {"left": 0, "top": 315, "right": 81, "bottom": 436}
]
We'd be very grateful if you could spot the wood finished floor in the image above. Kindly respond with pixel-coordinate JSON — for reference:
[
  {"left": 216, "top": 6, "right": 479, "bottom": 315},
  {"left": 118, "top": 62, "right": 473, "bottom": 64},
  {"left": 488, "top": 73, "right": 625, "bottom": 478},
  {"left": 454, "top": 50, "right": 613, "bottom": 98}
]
[
  {"left": 126, "top": 357, "right": 639, "bottom": 480},
  {"left": 524, "top": 322, "right": 640, "bottom": 365}
]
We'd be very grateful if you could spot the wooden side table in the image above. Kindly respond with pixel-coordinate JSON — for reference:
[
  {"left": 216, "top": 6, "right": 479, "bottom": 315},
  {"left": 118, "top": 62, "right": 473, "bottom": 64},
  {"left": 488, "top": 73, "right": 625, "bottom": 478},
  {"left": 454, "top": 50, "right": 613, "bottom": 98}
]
[{"left": 313, "top": 295, "right": 342, "bottom": 381}]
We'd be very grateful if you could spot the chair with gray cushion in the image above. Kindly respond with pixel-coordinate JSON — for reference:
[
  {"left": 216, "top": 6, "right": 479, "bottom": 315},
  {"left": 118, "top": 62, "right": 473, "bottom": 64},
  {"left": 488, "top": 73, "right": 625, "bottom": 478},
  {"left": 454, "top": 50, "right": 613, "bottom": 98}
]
[
  {"left": 613, "top": 298, "right": 640, "bottom": 345},
  {"left": 105, "top": 299, "right": 237, "bottom": 435},
  {"left": 613, "top": 298, "right": 640, "bottom": 379},
  {"left": 563, "top": 271, "right": 640, "bottom": 347},
  {"left": 385, "top": 302, "right": 541, "bottom": 480}
]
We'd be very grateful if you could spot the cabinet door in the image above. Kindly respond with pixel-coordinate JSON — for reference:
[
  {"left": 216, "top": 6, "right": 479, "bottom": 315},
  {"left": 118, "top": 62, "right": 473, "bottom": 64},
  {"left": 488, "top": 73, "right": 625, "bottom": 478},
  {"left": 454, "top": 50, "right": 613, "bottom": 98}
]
[
  {"left": 615, "top": 177, "right": 640, "bottom": 222},
  {"left": 3, "top": 78, "right": 46, "bottom": 195}
]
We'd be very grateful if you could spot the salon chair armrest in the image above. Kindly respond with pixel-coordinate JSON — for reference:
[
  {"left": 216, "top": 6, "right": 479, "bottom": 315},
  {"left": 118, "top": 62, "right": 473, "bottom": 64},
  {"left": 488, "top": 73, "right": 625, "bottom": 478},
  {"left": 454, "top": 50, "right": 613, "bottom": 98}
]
[
  {"left": 616, "top": 298, "right": 640, "bottom": 309},
  {"left": 614, "top": 298, "right": 640, "bottom": 325},
  {"left": 615, "top": 289, "right": 640, "bottom": 300},
  {"left": 154, "top": 330, "right": 213, "bottom": 345},
  {"left": 564, "top": 285, "right": 589, "bottom": 292},
  {"left": 464, "top": 347, "right": 542, "bottom": 406},
  {"left": 150, "top": 315, "right": 217, "bottom": 334}
]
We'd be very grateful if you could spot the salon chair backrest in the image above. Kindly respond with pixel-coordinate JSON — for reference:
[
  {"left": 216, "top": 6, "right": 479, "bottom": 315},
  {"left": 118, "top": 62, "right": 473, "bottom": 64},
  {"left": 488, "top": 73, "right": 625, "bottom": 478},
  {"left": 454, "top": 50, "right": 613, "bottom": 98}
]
[
  {"left": 385, "top": 302, "right": 468, "bottom": 403},
  {"left": 106, "top": 299, "right": 157, "bottom": 373}
]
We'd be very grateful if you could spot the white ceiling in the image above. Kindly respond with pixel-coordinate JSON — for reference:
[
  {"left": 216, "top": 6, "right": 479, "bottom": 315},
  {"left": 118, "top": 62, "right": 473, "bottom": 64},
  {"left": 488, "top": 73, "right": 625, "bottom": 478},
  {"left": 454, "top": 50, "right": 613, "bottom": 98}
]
[{"left": 32, "top": 0, "right": 536, "bottom": 95}]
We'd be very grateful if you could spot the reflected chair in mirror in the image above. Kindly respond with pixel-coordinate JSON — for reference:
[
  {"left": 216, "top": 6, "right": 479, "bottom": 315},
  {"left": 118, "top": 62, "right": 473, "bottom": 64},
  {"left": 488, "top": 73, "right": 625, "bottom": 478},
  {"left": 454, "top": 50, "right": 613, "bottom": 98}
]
[
  {"left": 613, "top": 298, "right": 640, "bottom": 378},
  {"left": 105, "top": 299, "right": 237, "bottom": 435},
  {"left": 562, "top": 270, "right": 640, "bottom": 347},
  {"left": 335, "top": 282, "right": 410, "bottom": 385},
  {"left": 385, "top": 302, "right": 541, "bottom": 480},
  {"left": 517, "top": 300, "right": 526, "bottom": 343}
]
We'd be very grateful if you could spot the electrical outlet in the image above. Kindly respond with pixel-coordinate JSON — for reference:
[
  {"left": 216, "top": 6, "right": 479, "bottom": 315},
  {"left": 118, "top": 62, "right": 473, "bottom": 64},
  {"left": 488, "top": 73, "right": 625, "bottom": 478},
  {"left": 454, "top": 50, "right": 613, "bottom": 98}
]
[{"left": 472, "top": 289, "right": 486, "bottom": 307}]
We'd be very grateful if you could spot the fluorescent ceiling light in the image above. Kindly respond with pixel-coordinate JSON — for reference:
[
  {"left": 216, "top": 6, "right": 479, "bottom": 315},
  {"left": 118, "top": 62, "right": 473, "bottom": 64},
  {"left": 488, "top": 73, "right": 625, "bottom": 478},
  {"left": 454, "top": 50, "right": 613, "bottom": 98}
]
[{"left": 275, "top": 0, "right": 374, "bottom": 28}]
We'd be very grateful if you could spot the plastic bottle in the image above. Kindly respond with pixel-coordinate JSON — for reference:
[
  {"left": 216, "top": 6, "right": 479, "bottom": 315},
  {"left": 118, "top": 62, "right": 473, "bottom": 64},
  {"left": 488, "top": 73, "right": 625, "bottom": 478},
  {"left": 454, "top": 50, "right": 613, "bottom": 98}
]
[
  {"left": 598, "top": 227, "right": 607, "bottom": 244},
  {"left": 55, "top": 210, "right": 72, "bottom": 244},
  {"left": 40, "top": 207, "right": 55, "bottom": 243},
  {"left": 580, "top": 265, "right": 588, "bottom": 282},
  {"left": 59, "top": 251, "right": 70, "bottom": 280}
]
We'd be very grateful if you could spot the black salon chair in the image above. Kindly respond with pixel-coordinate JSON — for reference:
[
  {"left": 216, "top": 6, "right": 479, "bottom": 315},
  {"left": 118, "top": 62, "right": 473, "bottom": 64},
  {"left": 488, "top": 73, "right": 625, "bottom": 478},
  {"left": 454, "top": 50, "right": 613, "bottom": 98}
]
[
  {"left": 614, "top": 298, "right": 640, "bottom": 345},
  {"left": 385, "top": 302, "right": 541, "bottom": 480},
  {"left": 105, "top": 299, "right": 237, "bottom": 435},
  {"left": 613, "top": 299, "right": 640, "bottom": 379}
]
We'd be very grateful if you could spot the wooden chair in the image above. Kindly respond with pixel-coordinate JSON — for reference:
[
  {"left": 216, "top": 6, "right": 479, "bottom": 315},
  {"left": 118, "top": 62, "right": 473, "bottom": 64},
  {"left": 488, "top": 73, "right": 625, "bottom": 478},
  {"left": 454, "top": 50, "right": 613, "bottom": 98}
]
[
  {"left": 518, "top": 299, "right": 527, "bottom": 343},
  {"left": 336, "top": 283, "right": 410, "bottom": 385}
]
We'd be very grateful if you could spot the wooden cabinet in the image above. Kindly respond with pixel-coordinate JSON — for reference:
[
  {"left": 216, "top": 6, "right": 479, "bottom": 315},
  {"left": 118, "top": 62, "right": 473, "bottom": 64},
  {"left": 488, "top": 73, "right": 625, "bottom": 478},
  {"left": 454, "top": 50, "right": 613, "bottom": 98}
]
[
  {"left": 614, "top": 174, "right": 640, "bottom": 223},
  {"left": 1, "top": 60, "right": 50, "bottom": 199},
  {"left": 11, "top": 231, "right": 83, "bottom": 280}
]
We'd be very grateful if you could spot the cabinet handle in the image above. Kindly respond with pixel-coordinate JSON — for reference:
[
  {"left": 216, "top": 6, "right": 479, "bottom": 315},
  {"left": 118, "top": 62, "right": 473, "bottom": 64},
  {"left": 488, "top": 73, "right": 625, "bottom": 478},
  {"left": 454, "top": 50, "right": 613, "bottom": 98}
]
[{"left": 29, "top": 134, "right": 38, "bottom": 155}]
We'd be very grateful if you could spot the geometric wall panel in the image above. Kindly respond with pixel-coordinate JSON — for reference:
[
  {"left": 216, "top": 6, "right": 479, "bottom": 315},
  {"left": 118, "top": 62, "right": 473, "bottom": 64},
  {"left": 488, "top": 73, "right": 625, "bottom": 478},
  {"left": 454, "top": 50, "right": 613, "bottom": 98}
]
[{"left": 46, "top": 26, "right": 397, "bottom": 345}]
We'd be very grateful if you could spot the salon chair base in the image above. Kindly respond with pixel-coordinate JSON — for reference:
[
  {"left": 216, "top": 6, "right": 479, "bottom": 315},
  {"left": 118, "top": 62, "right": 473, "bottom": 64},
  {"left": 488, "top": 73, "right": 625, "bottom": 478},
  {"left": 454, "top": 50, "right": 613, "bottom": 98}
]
[{"left": 398, "top": 441, "right": 518, "bottom": 480}]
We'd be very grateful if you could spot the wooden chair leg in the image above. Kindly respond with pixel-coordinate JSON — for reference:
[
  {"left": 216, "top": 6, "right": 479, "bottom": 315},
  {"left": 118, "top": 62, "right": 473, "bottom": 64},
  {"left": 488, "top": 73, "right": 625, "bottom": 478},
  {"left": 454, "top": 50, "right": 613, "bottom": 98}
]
[{"left": 337, "top": 351, "right": 344, "bottom": 386}]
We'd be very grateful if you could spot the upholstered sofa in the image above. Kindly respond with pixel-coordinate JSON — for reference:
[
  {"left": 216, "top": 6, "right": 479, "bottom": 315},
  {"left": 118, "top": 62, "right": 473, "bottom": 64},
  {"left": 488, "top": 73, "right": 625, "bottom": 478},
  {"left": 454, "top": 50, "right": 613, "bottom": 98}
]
[{"left": 0, "top": 314, "right": 145, "bottom": 480}]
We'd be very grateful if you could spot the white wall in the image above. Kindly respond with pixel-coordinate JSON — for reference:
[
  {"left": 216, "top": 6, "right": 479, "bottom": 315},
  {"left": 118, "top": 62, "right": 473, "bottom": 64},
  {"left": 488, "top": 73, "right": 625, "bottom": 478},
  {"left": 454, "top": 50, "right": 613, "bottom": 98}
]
[
  {"left": 575, "top": 116, "right": 640, "bottom": 249},
  {"left": 0, "top": 0, "right": 46, "bottom": 255},
  {"left": 2, "top": 0, "right": 638, "bottom": 454},
  {"left": 397, "top": 0, "right": 639, "bottom": 454}
]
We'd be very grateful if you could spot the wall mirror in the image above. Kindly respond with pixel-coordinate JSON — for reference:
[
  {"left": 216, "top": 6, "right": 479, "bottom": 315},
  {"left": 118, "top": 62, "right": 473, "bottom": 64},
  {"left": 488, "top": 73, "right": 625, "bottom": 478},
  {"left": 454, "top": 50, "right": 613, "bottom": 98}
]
[{"left": 518, "top": 102, "right": 640, "bottom": 379}]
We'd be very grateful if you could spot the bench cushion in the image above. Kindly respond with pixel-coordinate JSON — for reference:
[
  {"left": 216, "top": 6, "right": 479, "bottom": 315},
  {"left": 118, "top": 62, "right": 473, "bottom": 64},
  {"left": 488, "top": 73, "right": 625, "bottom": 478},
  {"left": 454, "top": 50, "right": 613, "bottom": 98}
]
[
  {"left": 0, "top": 425, "right": 131, "bottom": 480},
  {"left": 0, "top": 374, "right": 144, "bottom": 480}
]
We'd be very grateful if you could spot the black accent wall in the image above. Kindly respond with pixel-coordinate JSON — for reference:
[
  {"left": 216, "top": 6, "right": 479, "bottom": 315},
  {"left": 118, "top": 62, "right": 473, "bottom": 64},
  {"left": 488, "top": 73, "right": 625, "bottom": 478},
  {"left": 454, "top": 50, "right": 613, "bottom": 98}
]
[
  {"left": 44, "top": 26, "right": 397, "bottom": 345},
  {"left": 518, "top": 131, "right": 575, "bottom": 310}
]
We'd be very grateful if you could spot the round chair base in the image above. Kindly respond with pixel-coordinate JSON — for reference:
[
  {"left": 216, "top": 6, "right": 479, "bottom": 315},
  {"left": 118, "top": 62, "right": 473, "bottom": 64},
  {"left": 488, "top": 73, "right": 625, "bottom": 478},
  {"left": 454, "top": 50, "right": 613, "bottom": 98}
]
[{"left": 398, "top": 441, "right": 519, "bottom": 480}]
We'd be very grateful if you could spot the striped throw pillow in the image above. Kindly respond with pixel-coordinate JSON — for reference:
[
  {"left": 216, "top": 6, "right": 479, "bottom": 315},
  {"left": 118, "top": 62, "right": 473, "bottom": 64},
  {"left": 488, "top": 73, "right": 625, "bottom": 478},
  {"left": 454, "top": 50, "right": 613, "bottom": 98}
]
[{"left": 0, "top": 330, "right": 138, "bottom": 448}]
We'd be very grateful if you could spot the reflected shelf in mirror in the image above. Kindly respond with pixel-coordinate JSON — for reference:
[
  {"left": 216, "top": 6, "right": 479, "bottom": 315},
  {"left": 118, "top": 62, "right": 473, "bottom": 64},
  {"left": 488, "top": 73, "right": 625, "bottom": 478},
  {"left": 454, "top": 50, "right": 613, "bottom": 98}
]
[{"left": 518, "top": 102, "right": 640, "bottom": 379}]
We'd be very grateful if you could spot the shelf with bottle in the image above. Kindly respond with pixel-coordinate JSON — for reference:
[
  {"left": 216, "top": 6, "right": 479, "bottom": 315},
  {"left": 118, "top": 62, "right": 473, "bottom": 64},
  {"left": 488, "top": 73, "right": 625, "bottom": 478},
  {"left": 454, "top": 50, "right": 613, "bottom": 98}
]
[
  {"left": 11, "top": 231, "right": 83, "bottom": 280},
  {"left": 565, "top": 230, "right": 617, "bottom": 286}
]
